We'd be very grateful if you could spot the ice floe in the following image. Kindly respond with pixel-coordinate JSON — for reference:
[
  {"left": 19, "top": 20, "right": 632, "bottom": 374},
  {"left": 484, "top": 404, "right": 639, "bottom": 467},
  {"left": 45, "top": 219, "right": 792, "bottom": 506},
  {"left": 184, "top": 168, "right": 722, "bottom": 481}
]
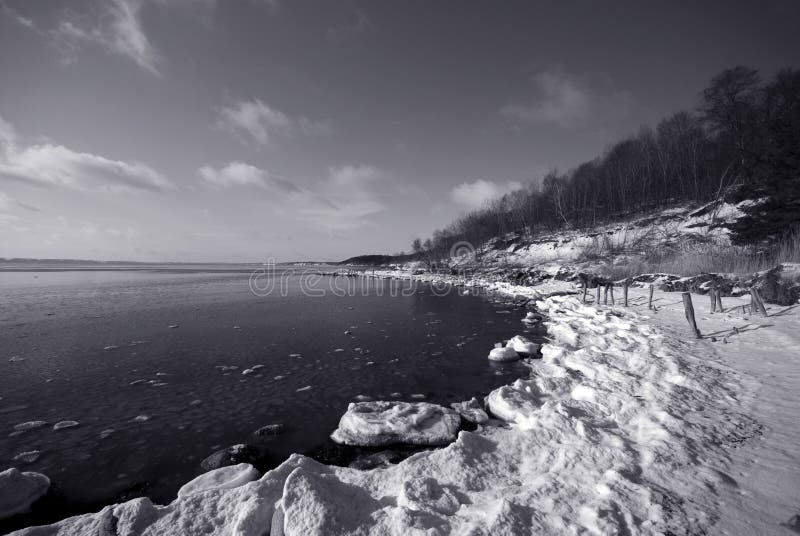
[
  {"left": 450, "top": 397, "right": 489, "bottom": 424},
  {"left": 177, "top": 463, "right": 260, "bottom": 498},
  {"left": 13, "top": 451, "right": 42, "bottom": 464},
  {"left": 331, "top": 401, "right": 460, "bottom": 447},
  {"left": 0, "top": 468, "right": 50, "bottom": 520},
  {"left": 13, "top": 421, "right": 47, "bottom": 432},
  {"left": 487, "top": 345, "right": 519, "bottom": 362},
  {"left": 506, "top": 334, "right": 540, "bottom": 355},
  {"left": 53, "top": 420, "right": 79, "bottom": 431}
]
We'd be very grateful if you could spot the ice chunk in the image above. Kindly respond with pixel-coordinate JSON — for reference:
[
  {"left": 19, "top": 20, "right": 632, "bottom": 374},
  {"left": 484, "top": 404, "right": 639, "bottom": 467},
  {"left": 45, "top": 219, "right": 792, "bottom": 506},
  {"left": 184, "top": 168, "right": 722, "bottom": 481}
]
[
  {"left": 450, "top": 397, "right": 489, "bottom": 424},
  {"left": 331, "top": 401, "right": 460, "bottom": 446},
  {"left": 488, "top": 346, "right": 519, "bottom": 362},
  {"left": 13, "top": 450, "right": 42, "bottom": 463},
  {"left": 0, "top": 468, "right": 50, "bottom": 520},
  {"left": 53, "top": 420, "right": 79, "bottom": 431},
  {"left": 177, "top": 463, "right": 260, "bottom": 498},
  {"left": 506, "top": 335, "right": 540, "bottom": 356},
  {"left": 13, "top": 421, "right": 47, "bottom": 432}
]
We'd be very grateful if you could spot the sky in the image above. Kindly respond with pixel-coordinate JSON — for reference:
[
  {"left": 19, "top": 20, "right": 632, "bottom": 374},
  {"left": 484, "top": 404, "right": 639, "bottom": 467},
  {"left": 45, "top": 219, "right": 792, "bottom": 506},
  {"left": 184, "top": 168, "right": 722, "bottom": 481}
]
[{"left": 1, "top": 0, "right": 798, "bottom": 262}]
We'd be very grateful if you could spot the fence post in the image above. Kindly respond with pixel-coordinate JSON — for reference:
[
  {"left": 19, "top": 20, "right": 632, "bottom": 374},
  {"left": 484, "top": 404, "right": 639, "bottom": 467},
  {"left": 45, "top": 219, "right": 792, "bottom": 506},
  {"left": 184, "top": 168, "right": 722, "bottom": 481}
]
[
  {"left": 582, "top": 283, "right": 588, "bottom": 304},
  {"left": 648, "top": 284, "right": 654, "bottom": 310},
  {"left": 681, "top": 292, "right": 701, "bottom": 339},
  {"left": 750, "top": 288, "right": 768, "bottom": 316},
  {"left": 623, "top": 280, "right": 629, "bottom": 307},
  {"left": 716, "top": 289, "right": 724, "bottom": 313},
  {"left": 609, "top": 284, "right": 615, "bottom": 305},
  {"left": 596, "top": 285, "right": 601, "bottom": 305},
  {"left": 603, "top": 284, "right": 609, "bottom": 305},
  {"left": 710, "top": 288, "right": 717, "bottom": 313}
]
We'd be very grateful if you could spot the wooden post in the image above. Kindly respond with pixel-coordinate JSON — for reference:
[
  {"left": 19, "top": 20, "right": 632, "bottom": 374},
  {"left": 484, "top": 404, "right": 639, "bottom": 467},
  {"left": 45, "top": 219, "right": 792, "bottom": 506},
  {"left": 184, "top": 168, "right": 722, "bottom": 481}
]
[
  {"left": 623, "top": 280, "right": 629, "bottom": 307},
  {"left": 603, "top": 284, "right": 609, "bottom": 305},
  {"left": 609, "top": 284, "right": 615, "bottom": 305},
  {"left": 648, "top": 284, "right": 654, "bottom": 310},
  {"left": 582, "top": 283, "right": 588, "bottom": 304},
  {"left": 750, "top": 288, "right": 768, "bottom": 316},
  {"left": 710, "top": 288, "right": 717, "bottom": 313},
  {"left": 681, "top": 292, "right": 701, "bottom": 339},
  {"left": 596, "top": 285, "right": 601, "bottom": 305},
  {"left": 716, "top": 290, "right": 723, "bottom": 313}
]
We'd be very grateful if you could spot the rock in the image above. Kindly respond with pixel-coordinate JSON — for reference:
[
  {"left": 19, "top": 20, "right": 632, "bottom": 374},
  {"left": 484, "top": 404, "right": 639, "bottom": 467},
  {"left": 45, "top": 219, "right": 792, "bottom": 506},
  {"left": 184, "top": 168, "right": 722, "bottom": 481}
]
[
  {"left": 506, "top": 335, "right": 540, "bottom": 356},
  {"left": 331, "top": 401, "right": 461, "bottom": 447},
  {"left": 488, "top": 346, "right": 519, "bottom": 362},
  {"left": 749, "top": 263, "right": 800, "bottom": 305},
  {"left": 450, "top": 397, "right": 489, "bottom": 424},
  {"left": 53, "top": 420, "right": 80, "bottom": 431},
  {"left": 0, "top": 468, "right": 50, "bottom": 520},
  {"left": 201, "top": 444, "right": 262, "bottom": 471},
  {"left": 253, "top": 424, "right": 286, "bottom": 438},
  {"left": 177, "top": 463, "right": 260, "bottom": 497}
]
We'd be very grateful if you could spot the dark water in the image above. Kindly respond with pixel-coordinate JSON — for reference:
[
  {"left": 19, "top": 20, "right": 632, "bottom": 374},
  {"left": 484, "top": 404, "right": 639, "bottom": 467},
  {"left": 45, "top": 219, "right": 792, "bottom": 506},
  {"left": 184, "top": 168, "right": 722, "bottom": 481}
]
[{"left": 0, "top": 266, "right": 542, "bottom": 530}]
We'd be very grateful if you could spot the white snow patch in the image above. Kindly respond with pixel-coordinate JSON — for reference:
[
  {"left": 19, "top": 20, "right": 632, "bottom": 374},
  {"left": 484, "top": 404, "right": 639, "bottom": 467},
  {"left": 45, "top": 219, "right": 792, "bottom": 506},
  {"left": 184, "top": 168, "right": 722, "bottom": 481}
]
[{"left": 177, "top": 463, "right": 260, "bottom": 498}]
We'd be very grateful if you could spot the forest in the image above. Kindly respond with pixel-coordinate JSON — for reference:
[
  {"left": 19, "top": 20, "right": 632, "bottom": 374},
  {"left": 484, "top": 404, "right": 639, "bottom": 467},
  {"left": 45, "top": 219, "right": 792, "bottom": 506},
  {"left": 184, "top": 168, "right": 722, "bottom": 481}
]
[{"left": 412, "top": 66, "right": 800, "bottom": 260}]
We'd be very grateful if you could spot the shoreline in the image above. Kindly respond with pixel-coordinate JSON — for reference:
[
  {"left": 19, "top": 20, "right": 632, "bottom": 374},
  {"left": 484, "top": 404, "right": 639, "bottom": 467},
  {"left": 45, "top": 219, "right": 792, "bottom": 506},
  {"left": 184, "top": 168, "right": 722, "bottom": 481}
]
[{"left": 7, "top": 268, "right": 785, "bottom": 534}]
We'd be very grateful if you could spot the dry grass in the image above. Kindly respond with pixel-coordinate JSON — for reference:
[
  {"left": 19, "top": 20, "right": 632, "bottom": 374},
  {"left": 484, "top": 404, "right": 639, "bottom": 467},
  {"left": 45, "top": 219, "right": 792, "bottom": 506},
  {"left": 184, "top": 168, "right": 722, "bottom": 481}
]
[{"left": 592, "top": 231, "right": 800, "bottom": 280}]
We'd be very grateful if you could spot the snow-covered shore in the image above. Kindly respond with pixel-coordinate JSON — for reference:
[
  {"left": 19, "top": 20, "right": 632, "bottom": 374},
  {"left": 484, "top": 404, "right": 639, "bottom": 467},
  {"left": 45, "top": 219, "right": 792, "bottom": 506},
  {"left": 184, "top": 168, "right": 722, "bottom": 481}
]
[{"left": 10, "top": 269, "right": 797, "bottom": 535}]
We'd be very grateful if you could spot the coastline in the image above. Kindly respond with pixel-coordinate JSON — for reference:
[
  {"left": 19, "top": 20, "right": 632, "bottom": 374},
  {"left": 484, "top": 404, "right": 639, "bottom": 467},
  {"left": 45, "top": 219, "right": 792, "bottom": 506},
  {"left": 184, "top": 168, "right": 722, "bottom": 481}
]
[{"left": 9, "top": 269, "right": 791, "bottom": 535}]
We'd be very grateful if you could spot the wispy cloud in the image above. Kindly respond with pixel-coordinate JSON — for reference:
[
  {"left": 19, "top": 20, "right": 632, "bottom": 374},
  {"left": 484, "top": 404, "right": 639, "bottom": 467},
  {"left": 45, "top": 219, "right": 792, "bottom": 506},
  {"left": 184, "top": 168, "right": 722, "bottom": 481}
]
[
  {"left": 0, "top": 114, "right": 174, "bottom": 193},
  {"left": 0, "top": 190, "right": 41, "bottom": 212},
  {"left": 198, "top": 161, "right": 299, "bottom": 193},
  {"left": 215, "top": 99, "right": 332, "bottom": 148},
  {"left": 326, "top": 8, "right": 376, "bottom": 41},
  {"left": 501, "top": 69, "right": 635, "bottom": 129},
  {"left": 450, "top": 179, "right": 522, "bottom": 209},
  {"left": 51, "top": 0, "right": 161, "bottom": 75},
  {"left": 197, "top": 161, "right": 385, "bottom": 231}
]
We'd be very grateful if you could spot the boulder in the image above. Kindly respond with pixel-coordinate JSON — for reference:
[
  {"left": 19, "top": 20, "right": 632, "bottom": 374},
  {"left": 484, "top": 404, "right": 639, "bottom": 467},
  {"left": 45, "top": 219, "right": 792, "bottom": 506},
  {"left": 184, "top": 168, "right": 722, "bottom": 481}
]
[
  {"left": 201, "top": 444, "right": 262, "bottom": 471},
  {"left": 0, "top": 468, "right": 50, "bottom": 520},
  {"left": 331, "top": 401, "right": 461, "bottom": 447},
  {"left": 177, "top": 463, "right": 260, "bottom": 497},
  {"left": 749, "top": 263, "right": 800, "bottom": 305}
]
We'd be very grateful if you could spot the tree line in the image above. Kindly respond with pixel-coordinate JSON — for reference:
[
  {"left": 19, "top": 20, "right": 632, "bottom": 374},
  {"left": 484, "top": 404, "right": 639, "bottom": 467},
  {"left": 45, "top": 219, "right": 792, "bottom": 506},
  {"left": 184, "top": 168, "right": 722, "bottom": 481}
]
[{"left": 412, "top": 66, "right": 800, "bottom": 260}]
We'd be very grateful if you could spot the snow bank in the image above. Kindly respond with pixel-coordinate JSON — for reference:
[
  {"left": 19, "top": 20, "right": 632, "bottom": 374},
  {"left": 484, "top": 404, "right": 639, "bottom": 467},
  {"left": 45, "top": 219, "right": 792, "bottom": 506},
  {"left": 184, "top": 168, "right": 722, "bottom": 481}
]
[
  {"left": 506, "top": 334, "right": 539, "bottom": 355},
  {"left": 0, "top": 468, "right": 50, "bottom": 520},
  {"left": 177, "top": 464, "right": 260, "bottom": 497},
  {"left": 11, "top": 292, "right": 750, "bottom": 535},
  {"left": 330, "top": 401, "right": 461, "bottom": 446}
]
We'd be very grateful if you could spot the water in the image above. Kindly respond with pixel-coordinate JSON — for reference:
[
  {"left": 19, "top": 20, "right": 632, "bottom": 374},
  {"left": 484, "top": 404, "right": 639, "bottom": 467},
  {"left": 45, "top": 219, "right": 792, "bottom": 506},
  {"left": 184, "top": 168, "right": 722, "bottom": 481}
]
[{"left": 0, "top": 265, "right": 543, "bottom": 528}]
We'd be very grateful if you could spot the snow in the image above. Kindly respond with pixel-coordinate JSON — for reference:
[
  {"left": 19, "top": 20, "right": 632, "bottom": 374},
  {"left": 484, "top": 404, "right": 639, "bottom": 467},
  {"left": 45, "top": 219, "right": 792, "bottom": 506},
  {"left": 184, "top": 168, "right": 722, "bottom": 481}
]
[
  {"left": 330, "top": 401, "right": 461, "bottom": 447},
  {"left": 177, "top": 463, "right": 260, "bottom": 498},
  {"left": 487, "top": 346, "right": 519, "bottom": 362},
  {"left": 0, "top": 468, "right": 50, "bottom": 520},
  {"left": 9, "top": 268, "right": 799, "bottom": 535},
  {"left": 53, "top": 420, "right": 79, "bottom": 431}
]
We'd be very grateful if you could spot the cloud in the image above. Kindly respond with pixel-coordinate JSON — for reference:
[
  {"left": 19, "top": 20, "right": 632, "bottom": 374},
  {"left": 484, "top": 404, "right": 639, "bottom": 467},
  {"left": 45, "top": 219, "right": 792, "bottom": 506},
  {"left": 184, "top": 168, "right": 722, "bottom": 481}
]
[
  {"left": 327, "top": 9, "right": 376, "bottom": 41},
  {"left": 197, "top": 161, "right": 385, "bottom": 231},
  {"left": 0, "top": 114, "right": 174, "bottom": 192},
  {"left": 299, "top": 165, "right": 386, "bottom": 230},
  {"left": 501, "top": 69, "right": 635, "bottom": 129},
  {"left": 198, "top": 162, "right": 298, "bottom": 193},
  {"left": 215, "top": 99, "right": 332, "bottom": 147},
  {"left": 450, "top": 179, "right": 522, "bottom": 209},
  {"left": 0, "top": 190, "right": 41, "bottom": 212},
  {"left": 49, "top": 0, "right": 161, "bottom": 75}
]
